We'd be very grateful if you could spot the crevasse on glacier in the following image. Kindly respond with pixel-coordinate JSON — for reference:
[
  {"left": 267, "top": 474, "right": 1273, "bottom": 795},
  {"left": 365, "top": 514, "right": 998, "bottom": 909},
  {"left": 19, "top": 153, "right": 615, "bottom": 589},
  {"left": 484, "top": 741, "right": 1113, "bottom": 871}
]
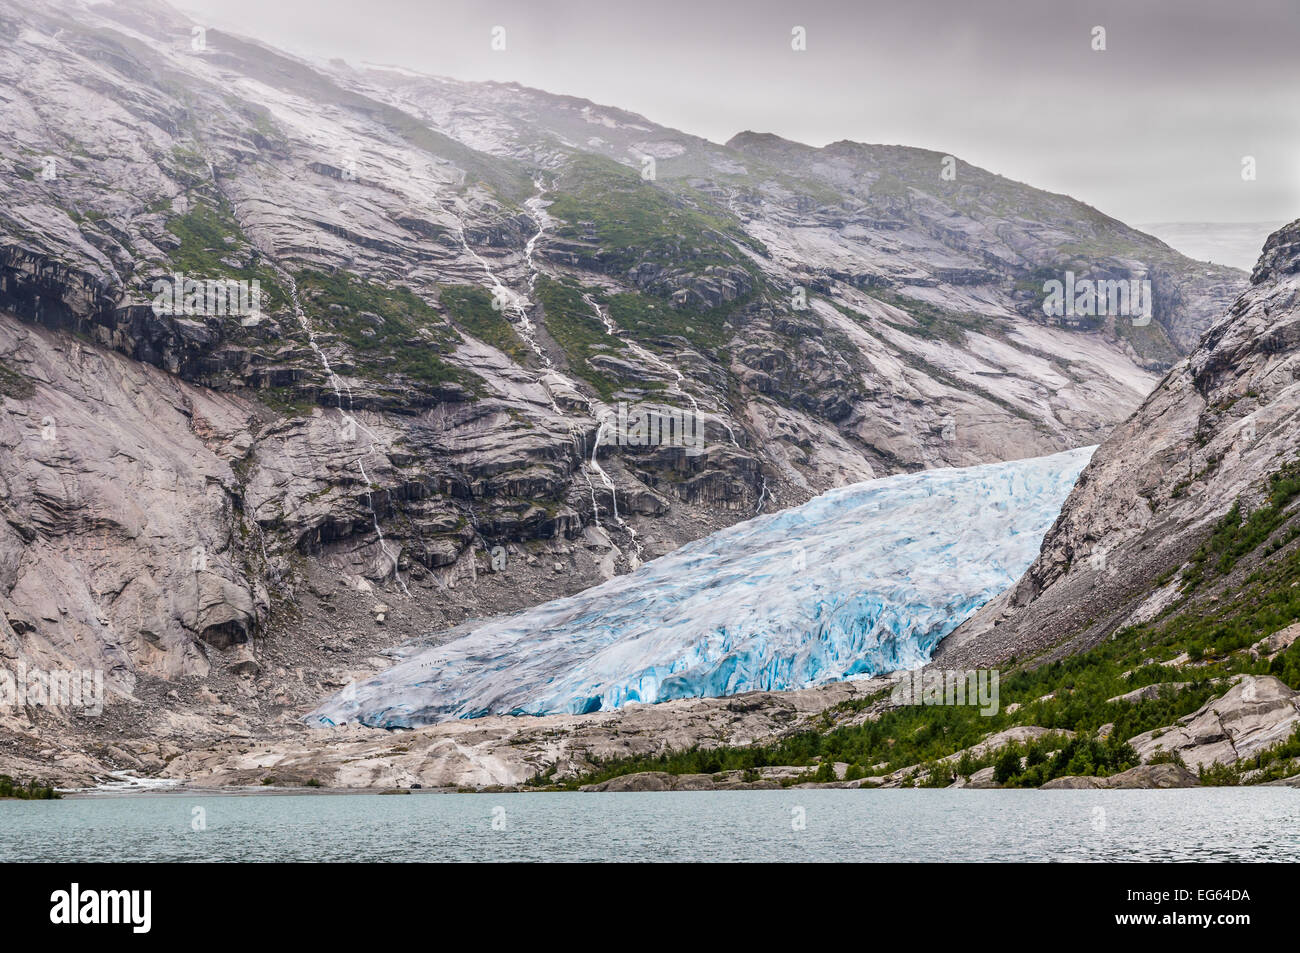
[{"left": 311, "top": 447, "right": 1094, "bottom": 728}]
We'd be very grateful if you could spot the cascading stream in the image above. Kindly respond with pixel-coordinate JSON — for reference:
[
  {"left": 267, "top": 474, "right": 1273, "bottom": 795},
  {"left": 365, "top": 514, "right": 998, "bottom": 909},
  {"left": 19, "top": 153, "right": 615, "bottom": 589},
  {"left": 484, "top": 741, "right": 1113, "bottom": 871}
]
[
  {"left": 446, "top": 182, "right": 642, "bottom": 565},
  {"left": 581, "top": 292, "right": 754, "bottom": 529},
  {"left": 448, "top": 181, "right": 556, "bottom": 376},
  {"left": 582, "top": 292, "right": 742, "bottom": 450},
  {"left": 588, "top": 417, "right": 643, "bottom": 567},
  {"left": 207, "top": 156, "right": 409, "bottom": 595},
  {"left": 266, "top": 260, "right": 409, "bottom": 596}
]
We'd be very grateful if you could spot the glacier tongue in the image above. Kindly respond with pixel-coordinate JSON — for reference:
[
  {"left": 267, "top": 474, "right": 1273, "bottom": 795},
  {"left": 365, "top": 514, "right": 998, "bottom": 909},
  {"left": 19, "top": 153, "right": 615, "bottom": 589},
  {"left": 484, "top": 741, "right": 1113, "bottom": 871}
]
[{"left": 311, "top": 447, "right": 1094, "bottom": 728}]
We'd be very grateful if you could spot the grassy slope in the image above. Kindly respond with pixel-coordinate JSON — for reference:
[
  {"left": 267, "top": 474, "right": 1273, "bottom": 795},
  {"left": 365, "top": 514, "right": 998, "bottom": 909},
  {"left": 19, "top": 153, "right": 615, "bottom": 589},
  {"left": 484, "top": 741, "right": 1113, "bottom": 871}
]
[
  {"left": 295, "top": 270, "right": 474, "bottom": 392},
  {"left": 439, "top": 284, "right": 530, "bottom": 365},
  {"left": 548, "top": 152, "right": 765, "bottom": 275}
]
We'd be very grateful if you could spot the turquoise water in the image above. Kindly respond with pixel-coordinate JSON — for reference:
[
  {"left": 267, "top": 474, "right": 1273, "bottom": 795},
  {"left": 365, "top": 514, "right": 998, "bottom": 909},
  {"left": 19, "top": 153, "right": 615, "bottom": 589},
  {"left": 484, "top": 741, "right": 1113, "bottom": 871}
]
[{"left": 2, "top": 788, "right": 1297, "bottom": 862}]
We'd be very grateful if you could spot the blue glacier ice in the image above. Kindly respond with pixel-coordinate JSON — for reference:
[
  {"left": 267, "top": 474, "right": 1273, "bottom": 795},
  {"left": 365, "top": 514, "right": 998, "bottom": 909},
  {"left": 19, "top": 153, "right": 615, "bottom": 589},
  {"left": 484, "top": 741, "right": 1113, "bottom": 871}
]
[{"left": 311, "top": 447, "right": 1094, "bottom": 728}]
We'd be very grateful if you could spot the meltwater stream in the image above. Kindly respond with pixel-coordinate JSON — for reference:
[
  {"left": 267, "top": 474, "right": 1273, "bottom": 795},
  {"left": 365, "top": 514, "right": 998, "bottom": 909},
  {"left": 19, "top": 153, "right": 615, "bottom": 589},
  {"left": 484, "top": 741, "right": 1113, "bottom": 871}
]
[
  {"left": 448, "top": 183, "right": 644, "bottom": 563},
  {"left": 312, "top": 447, "right": 1093, "bottom": 729}
]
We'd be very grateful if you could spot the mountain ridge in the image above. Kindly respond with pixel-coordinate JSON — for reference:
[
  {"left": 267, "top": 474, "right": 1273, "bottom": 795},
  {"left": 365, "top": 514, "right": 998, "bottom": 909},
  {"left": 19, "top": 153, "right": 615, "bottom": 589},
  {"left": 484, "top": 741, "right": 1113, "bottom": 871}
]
[{"left": 937, "top": 217, "right": 1300, "bottom": 670}]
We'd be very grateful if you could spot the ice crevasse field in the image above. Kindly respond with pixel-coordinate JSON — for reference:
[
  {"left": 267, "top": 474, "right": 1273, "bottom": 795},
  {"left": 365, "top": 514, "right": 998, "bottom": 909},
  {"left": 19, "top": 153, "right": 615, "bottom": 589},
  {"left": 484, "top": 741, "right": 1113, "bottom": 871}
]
[{"left": 312, "top": 447, "right": 1095, "bottom": 728}]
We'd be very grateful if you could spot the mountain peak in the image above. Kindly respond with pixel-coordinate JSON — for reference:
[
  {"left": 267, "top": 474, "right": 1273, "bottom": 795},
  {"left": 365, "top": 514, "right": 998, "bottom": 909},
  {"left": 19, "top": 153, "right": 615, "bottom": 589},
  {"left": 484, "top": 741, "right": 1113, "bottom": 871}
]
[
  {"left": 724, "top": 130, "right": 803, "bottom": 150},
  {"left": 1252, "top": 218, "right": 1300, "bottom": 285}
]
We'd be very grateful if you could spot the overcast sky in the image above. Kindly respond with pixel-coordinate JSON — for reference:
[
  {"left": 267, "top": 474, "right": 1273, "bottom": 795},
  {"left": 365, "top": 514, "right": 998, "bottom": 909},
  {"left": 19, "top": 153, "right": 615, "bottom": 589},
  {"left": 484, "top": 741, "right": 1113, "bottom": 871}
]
[{"left": 172, "top": 0, "right": 1300, "bottom": 226}]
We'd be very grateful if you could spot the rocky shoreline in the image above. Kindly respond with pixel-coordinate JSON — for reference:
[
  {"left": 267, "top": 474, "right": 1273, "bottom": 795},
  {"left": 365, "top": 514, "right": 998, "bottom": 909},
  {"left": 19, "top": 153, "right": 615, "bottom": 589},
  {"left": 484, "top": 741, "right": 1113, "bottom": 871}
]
[{"left": 10, "top": 668, "right": 1293, "bottom": 796}]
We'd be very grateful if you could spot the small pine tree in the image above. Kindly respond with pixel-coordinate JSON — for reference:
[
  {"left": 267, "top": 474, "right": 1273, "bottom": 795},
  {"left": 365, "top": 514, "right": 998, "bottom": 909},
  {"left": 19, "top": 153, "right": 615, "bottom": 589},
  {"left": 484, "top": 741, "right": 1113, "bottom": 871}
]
[{"left": 993, "top": 748, "right": 1022, "bottom": 785}]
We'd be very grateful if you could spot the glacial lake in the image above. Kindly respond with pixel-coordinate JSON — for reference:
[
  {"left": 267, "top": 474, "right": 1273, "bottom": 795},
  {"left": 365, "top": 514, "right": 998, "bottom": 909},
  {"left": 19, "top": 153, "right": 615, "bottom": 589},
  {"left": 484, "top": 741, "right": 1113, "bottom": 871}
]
[{"left": 2, "top": 788, "right": 1297, "bottom": 862}]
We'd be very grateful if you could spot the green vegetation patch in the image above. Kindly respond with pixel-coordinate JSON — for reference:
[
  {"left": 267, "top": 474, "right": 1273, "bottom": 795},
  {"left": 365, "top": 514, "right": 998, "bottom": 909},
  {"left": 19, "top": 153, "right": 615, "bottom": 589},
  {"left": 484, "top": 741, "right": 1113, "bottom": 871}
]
[
  {"left": 943, "top": 733, "right": 1138, "bottom": 789},
  {"left": 296, "top": 270, "right": 475, "bottom": 392},
  {"left": 534, "top": 277, "right": 629, "bottom": 400},
  {"left": 1181, "top": 461, "right": 1300, "bottom": 592},
  {"left": 439, "top": 284, "right": 530, "bottom": 364},
  {"left": 256, "top": 386, "right": 318, "bottom": 417},
  {"left": 0, "top": 362, "right": 36, "bottom": 400},
  {"left": 548, "top": 153, "right": 764, "bottom": 276},
  {"left": 604, "top": 286, "right": 747, "bottom": 356},
  {"left": 164, "top": 198, "right": 289, "bottom": 315},
  {"left": 0, "top": 775, "right": 60, "bottom": 800}
]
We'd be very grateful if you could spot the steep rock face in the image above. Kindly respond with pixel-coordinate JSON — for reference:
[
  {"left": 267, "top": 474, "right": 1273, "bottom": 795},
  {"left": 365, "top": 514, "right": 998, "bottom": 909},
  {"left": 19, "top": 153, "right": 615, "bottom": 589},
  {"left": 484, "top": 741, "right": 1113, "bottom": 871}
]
[
  {"left": 937, "top": 220, "right": 1300, "bottom": 668},
  {"left": 0, "top": 309, "right": 674, "bottom": 783},
  {"left": 0, "top": 0, "right": 1244, "bottom": 506},
  {"left": 0, "top": 318, "right": 263, "bottom": 685},
  {"left": 366, "top": 71, "right": 1244, "bottom": 474},
  {"left": 0, "top": 312, "right": 648, "bottom": 733}
]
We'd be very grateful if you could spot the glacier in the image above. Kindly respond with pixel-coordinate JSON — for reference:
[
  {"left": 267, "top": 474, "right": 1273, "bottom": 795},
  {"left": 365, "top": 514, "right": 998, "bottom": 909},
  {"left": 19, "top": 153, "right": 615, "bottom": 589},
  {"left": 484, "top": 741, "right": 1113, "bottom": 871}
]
[{"left": 311, "top": 447, "right": 1094, "bottom": 728}]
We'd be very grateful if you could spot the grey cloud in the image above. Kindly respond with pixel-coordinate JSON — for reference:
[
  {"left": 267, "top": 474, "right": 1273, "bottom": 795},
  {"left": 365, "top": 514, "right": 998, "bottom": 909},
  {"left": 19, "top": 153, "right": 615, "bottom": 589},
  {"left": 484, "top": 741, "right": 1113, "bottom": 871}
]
[{"left": 173, "top": 0, "right": 1300, "bottom": 223}]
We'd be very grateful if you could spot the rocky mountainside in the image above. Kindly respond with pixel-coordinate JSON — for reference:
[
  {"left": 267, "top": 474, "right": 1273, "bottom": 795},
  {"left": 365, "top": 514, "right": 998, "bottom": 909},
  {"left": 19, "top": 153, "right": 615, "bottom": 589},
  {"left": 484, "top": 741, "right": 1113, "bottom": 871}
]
[
  {"left": 937, "top": 219, "right": 1300, "bottom": 669},
  {"left": 0, "top": 0, "right": 1247, "bottom": 781},
  {"left": 155, "top": 223, "right": 1299, "bottom": 795}
]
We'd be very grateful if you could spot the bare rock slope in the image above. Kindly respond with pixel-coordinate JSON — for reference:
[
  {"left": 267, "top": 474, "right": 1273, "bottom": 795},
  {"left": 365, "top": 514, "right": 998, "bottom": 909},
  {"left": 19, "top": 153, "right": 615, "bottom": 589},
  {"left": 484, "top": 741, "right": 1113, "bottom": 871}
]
[{"left": 938, "top": 219, "right": 1300, "bottom": 669}]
